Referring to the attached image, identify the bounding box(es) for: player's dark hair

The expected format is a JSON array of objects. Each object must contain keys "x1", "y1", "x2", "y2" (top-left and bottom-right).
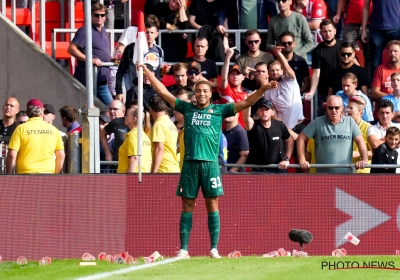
[
  {"x1": 378, "y1": 99, "x2": 394, "y2": 112},
  {"x1": 386, "y1": 126, "x2": 400, "y2": 136},
  {"x1": 279, "y1": 31, "x2": 295, "y2": 41},
  {"x1": 194, "y1": 80, "x2": 212, "y2": 92},
  {"x1": 149, "y1": 95, "x2": 170, "y2": 113}
]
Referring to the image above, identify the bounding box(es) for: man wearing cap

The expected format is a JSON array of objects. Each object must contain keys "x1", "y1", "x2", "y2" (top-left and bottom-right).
[
  {"x1": 244, "y1": 99, "x2": 294, "y2": 173},
  {"x1": 0, "y1": 97, "x2": 20, "y2": 142},
  {"x1": 186, "y1": 61, "x2": 205, "y2": 96},
  {"x1": 126, "y1": 63, "x2": 158, "y2": 112},
  {"x1": 183, "y1": 37, "x2": 218, "y2": 89},
  {"x1": 219, "y1": 47, "x2": 248, "y2": 128},
  {"x1": 297, "y1": 95, "x2": 368, "y2": 173},
  {"x1": 43, "y1": 104, "x2": 66, "y2": 137},
  {"x1": 59, "y1": 106, "x2": 82, "y2": 134},
  {"x1": 6, "y1": 99, "x2": 65, "y2": 174}
]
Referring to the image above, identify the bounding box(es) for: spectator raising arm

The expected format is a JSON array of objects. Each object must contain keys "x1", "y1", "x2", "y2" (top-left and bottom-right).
[
  {"x1": 275, "y1": 49, "x2": 296, "y2": 80},
  {"x1": 139, "y1": 64, "x2": 177, "y2": 108},
  {"x1": 220, "y1": 47, "x2": 236, "y2": 90}
]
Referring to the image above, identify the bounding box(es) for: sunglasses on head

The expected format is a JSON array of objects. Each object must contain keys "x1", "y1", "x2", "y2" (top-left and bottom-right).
[
  {"x1": 327, "y1": 106, "x2": 341, "y2": 111},
  {"x1": 247, "y1": 40, "x2": 260, "y2": 45},
  {"x1": 275, "y1": 0, "x2": 288, "y2": 3},
  {"x1": 341, "y1": 52, "x2": 353, "y2": 57},
  {"x1": 93, "y1": 13, "x2": 106, "y2": 18},
  {"x1": 187, "y1": 70, "x2": 200, "y2": 76},
  {"x1": 281, "y1": 41, "x2": 293, "y2": 47}
]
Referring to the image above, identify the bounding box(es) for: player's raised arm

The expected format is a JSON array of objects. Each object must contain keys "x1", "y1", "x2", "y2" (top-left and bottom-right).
[
  {"x1": 138, "y1": 64, "x2": 177, "y2": 108},
  {"x1": 233, "y1": 76, "x2": 278, "y2": 113}
]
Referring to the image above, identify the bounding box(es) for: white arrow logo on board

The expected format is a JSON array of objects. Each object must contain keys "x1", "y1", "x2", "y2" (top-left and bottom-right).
[{"x1": 336, "y1": 188, "x2": 391, "y2": 245}]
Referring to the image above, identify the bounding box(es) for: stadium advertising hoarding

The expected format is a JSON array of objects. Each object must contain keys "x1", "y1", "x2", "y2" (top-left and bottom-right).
[{"x1": 0, "y1": 174, "x2": 398, "y2": 260}]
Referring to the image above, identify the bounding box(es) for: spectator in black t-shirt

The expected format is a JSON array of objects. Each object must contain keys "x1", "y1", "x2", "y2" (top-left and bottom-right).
[
  {"x1": 183, "y1": 37, "x2": 219, "y2": 89},
  {"x1": 144, "y1": 0, "x2": 190, "y2": 62},
  {"x1": 327, "y1": 42, "x2": 369, "y2": 98},
  {"x1": 370, "y1": 126, "x2": 400, "y2": 174},
  {"x1": 279, "y1": 31, "x2": 310, "y2": 94},
  {"x1": 243, "y1": 99, "x2": 294, "y2": 173},
  {"x1": 100, "y1": 100, "x2": 129, "y2": 163},
  {"x1": 306, "y1": 19, "x2": 344, "y2": 116},
  {"x1": 223, "y1": 113, "x2": 249, "y2": 172},
  {"x1": 189, "y1": 0, "x2": 221, "y2": 28},
  {"x1": 0, "y1": 98, "x2": 19, "y2": 142}
]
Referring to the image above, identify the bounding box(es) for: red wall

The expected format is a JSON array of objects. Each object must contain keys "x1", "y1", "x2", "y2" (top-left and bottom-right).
[{"x1": 0, "y1": 174, "x2": 398, "y2": 260}]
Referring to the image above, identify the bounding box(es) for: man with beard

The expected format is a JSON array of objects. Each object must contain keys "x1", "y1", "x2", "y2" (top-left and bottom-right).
[
  {"x1": 279, "y1": 31, "x2": 310, "y2": 94},
  {"x1": 186, "y1": 61, "x2": 205, "y2": 95},
  {"x1": 327, "y1": 42, "x2": 370, "y2": 98},
  {"x1": 371, "y1": 40, "x2": 400, "y2": 119},
  {"x1": 264, "y1": 50, "x2": 305, "y2": 138},
  {"x1": 306, "y1": 19, "x2": 344, "y2": 116}
]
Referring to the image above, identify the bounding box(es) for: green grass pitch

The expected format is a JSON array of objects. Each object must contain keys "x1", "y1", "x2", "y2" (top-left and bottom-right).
[{"x1": 1, "y1": 256, "x2": 399, "y2": 280}]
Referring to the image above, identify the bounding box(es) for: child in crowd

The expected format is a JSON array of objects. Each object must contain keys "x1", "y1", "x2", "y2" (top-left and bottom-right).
[
  {"x1": 382, "y1": 72, "x2": 400, "y2": 123},
  {"x1": 370, "y1": 126, "x2": 400, "y2": 173}
]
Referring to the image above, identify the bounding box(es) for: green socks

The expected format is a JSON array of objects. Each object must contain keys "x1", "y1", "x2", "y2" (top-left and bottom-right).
[
  {"x1": 180, "y1": 212, "x2": 193, "y2": 251},
  {"x1": 208, "y1": 210, "x2": 220, "y2": 250}
]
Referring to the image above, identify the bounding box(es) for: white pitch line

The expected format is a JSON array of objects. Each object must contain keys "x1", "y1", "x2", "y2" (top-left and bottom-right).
[{"x1": 75, "y1": 258, "x2": 184, "y2": 280}]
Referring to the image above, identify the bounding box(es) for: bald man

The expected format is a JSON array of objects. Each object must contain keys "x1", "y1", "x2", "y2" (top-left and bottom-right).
[
  {"x1": 100, "y1": 100, "x2": 129, "y2": 163},
  {"x1": 1, "y1": 98, "x2": 20, "y2": 140},
  {"x1": 297, "y1": 95, "x2": 368, "y2": 173}
]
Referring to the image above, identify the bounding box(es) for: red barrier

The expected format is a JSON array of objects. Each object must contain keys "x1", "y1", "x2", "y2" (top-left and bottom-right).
[
  {"x1": 126, "y1": 174, "x2": 400, "y2": 257},
  {"x1": 0, "y1": 174, "x2": 398, "y2": 260},
  {"x1": 0, "y1": 175, "x2": 126, "y2": 260}
]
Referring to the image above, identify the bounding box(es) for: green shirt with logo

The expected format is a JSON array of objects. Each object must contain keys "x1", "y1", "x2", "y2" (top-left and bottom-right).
[{"x1": 175, "y1": 99, "x2": 235, "y2": 162}]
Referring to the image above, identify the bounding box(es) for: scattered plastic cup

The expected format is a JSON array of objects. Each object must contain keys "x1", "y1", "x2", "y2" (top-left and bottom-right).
[
  {"x1": 292, "y1": 250, "x2": 308, "y2": 257},
  {"x1": 17, "y1": 256, "x2": 28, "y2": 265},
  {"x1": 332, "y1": 248, "x2": 347, "y2": 257},
  {"x1": 39, "y1": 257, "x2": 52, "y2": 265},
  {"x1": 125, "y1": 255, "x2": 138, "y2": 265},
  {"x1": 98, "y1": 252, "x2": 107, "y2": 261},
  {"x1": 107, "y1": 254, "x2": 115, "y2": 263},
  {"x1": 396, "y1": 250, "x2": 400, "y2": 256},
  {"x1": 82, "y1": 253, "x2": 95, "y2": 261},
  {"x1": 228, "y1": 251, "x2": 241, "y2": 258},
  {"x1": 344, "y1": 232, "x2": 360, "y2": 245},
  {"x1": 262, "y1": 251, "x2": 279, "y2": 258},
  {"x1": 0, "y1": 255, "x2": 2, "y2": 263},
  {"x1": 277, "y1": 248, "x2": 287, "y2": 256}
]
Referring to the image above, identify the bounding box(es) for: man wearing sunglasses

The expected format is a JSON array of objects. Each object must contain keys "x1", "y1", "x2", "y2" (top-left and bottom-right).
[
  {"x1": 186, "y1": 61, "x2": 205, "y2": 94},
  {"x1": 236, "y1": 29, "x2": 273, "y2": 79},
  {"x1": 279, "y1": 31, "x2": 310, "y2": 94},
  {"x1": 297, "y1": 95, "x2": 368, "y2": 173},
  {"x1": 266, "y1": 0, "x2": 313, "y2": 61},
  {"x1": 327, "y1": 42, "x2": 369, "y2": 99},
  {"x1": 68, "y1": 3, "x2": 113, "y2": 107}
]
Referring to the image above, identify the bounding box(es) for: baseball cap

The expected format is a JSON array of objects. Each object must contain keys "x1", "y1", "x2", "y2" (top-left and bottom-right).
[
  {"x1": 99, "y1": 114, "x2": 111, "y2": 123},
  {"x1": 44, "y1": 104, "x2": 56, "y2": 115},
  {"x1": 258, "y1": 99, "x2": 274, "y2": 109},
  {"x1": 188, "y1": 61, "x2": 201, "y2": 72},
  {"x1": 229, "y1": 64, "x2": 242, "y2": 75},
  {"x1": 27, "y1": 98, "x2": 44, "y2": 109}
]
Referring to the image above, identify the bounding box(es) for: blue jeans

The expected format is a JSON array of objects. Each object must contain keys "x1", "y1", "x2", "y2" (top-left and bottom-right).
[
  {"x1": 97, "y1": 84, "x2": 113, "y2": 107},
  {"x1": 369, "y1": 28, "x2": 400, "y2": 81}
]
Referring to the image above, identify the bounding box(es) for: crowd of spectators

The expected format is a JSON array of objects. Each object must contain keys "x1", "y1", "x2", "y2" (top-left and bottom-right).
[{"x1": 4, "y1": 0, "x2": 400, "y2": 174}]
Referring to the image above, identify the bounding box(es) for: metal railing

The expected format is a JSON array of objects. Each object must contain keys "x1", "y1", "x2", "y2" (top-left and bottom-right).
[
  {"x1": 98, "y1": 161, "x2": 400, "y2": 171},
  {"x1": 51, "y1": 28, "x2": 126, "y2": 60}
]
